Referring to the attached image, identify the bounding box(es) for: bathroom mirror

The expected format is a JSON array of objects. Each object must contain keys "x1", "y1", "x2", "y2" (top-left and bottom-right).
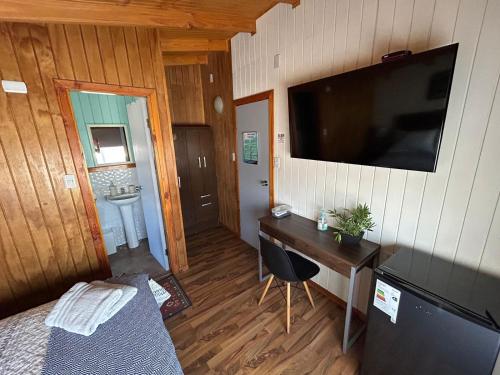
[{"x1": 88, "y1": 125, "x2": 132, "y2": 166}]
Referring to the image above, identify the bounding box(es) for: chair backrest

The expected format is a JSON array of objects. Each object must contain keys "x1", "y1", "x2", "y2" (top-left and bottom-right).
[{"x1": 259, "y1": 236, "x2": 299, "y2": 282}]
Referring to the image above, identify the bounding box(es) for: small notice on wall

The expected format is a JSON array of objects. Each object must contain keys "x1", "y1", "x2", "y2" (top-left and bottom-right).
[
  {"x1": 242, "y1": 131, "x2": 258, "y2": 165},
  {"x1": 373, "y1": 279, "x2": 401, "y2": 323},
  {"x1": 277, "y1": 132, "x2": 285, "y2": 143}
]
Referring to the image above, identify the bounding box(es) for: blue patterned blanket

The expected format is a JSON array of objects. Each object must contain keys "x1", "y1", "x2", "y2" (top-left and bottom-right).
[{"x1": 41, "y1": 274, "x2": 183, "y2": 375}]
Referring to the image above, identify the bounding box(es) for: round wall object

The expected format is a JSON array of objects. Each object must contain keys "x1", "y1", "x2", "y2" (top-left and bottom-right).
[{"x1": 214, "y1": 95, "x2": 224, "y2": 114}]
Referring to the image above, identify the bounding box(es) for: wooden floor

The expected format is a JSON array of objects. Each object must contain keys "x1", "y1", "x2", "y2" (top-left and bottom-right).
[{"x1": 166, "y1": 226, "x2": 364, "y2": 374}]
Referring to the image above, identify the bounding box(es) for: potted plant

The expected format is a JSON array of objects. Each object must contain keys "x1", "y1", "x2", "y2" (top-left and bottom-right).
[{"x1": 328, "y1": 203, "x2": 375, "y2": 245}]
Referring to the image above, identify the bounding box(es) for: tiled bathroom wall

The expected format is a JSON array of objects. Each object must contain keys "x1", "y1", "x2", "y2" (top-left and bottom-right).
[{"x1": 89, "y1": 168, "x2": 147, "y2": 247}]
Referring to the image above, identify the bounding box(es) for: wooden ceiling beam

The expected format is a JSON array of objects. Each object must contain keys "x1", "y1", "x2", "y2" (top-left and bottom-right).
[
  {"x1": 278, "y1": 0, "x2": 301, "y2": 8},
  {"x1": 0, "y1": 0, "x2": 256, "y2": 33},
  {"x1": 159, "y1": 27, "x2": 234, "y2": 41},
  {"x1": 163, "y1": 53, "x2": 209, "y2": 66},
  {"x1": 161, "y1": 38, "x2": 228, "y2": 52}
]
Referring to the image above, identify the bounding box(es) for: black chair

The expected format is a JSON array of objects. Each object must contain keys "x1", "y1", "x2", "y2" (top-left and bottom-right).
[{"x1": 258, "y1": 235, "x2": 320, "y2": 333}]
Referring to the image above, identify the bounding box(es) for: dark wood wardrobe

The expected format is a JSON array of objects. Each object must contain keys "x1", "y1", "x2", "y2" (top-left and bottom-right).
[{"x1": 173, "y1": 126, "x2": 219, "y2": 236}]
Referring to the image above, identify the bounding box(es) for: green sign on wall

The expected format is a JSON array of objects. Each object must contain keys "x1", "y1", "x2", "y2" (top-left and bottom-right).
[{"x1": 242, "y1": 131, "x2": 258, "y2": 165}]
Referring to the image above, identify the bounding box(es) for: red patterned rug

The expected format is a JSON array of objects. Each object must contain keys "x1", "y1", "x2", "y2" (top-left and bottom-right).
[{"x1": 157, "y1": 274, "x2": 191, "y2": 320}]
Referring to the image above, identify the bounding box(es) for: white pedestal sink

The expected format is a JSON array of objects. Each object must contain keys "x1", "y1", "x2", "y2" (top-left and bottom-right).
[{"x1": 106, "y1": 193, "x2": 141, "y2": 249}]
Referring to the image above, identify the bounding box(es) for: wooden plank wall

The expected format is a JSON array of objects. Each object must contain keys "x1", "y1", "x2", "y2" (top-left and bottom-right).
[
  {"x1": 165, "y1": 65, "x2": 205, "y2": 124},
  {"x1": 0, "y1": 22, "x2": 186, "y2": 318},
  {"x1": 201, "y1": 52, "x2": 240, "y2": 234},
  {"x1": 231, "y1": 0, "x2": 500, "y2": 311}
]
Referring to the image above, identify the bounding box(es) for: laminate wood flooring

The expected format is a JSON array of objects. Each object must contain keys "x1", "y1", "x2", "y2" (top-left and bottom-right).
[{"x1": 166, "y1": 226, "x2": 363, "y2": 374}]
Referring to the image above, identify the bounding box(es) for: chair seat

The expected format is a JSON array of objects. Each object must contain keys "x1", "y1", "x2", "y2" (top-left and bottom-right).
[{"x1": 286, "y1": 251, "x2": 320, "y2": 281}]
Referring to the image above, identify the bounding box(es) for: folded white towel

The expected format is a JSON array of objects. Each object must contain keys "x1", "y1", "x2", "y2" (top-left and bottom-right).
[
  {"x1": 90, "y1": 281, "x2": 138, "y2": 323},
  {"x1": 45, "y1": 281, "x2": 137, "y2": 336}
]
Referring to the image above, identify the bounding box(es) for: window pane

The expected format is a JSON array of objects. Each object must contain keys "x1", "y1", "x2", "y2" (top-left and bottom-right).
[{"x1": 90, "y1": 127, "x2": 130, "y2": 165}]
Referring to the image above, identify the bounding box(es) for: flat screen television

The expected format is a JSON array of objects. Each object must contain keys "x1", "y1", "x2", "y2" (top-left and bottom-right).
[{"x1": 288, "y1": 43, "x2": 458, "y2": 172}]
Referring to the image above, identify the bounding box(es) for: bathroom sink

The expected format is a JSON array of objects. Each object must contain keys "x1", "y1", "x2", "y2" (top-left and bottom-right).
[
  {"x1": 106, "y1": 193, "x2": 140, "y2": 205},
  {"x1": 105, "y1": 193, "x2": 141, "y2": 248}
]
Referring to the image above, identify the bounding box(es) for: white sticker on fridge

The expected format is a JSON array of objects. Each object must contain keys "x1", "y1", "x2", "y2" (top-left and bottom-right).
[{"x1": 373, "y1": 279, "x2": 401, "y2": 323}]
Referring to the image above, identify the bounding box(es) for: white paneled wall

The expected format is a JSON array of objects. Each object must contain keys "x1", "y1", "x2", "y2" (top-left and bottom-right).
[{"x1": 232, "y1": 0, "x2": 500, "y2": 312}]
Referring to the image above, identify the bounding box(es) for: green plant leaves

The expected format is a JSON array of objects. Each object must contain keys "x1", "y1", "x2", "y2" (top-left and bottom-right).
[{"x1": 328, "y1": 203, "x2": 375, "y2": 242}]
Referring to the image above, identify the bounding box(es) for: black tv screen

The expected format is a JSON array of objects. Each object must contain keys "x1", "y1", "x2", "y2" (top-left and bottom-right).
[{"x1": 288, "y1": 43, "x2": 458, "y2": 172}]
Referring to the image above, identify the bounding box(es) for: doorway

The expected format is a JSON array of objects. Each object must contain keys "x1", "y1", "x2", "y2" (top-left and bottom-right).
[
  {"x1": 234, "y1": 90, "x2": 274, "y2": 249},
  {"x1": 54, "y1": 80, "x2": 186, "y2": 278},
  {"x1": 69, "y1": 91, "x2": 167, "y2": 277}
]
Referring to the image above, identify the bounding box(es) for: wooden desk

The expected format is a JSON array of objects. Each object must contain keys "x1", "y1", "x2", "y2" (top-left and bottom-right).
[{"x1": 258, "y1": 213, "x2": 380, "y2": 353}]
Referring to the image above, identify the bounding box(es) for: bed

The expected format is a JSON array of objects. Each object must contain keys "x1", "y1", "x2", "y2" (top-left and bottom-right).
[{"x1": 0, "y1": 274, "x2": 183, "y2": 375}]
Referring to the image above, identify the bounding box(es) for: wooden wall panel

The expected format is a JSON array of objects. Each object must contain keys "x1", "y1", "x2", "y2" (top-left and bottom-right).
[
  {"x1": 147, "y1": 28, "x2": 187, "y2": 267},
  {"x1": 165, "y1": 64, "x2": 205, "y2": 124},
  {"x1": 232, "y1": 0, "x2": 500, "y2": 312},
  {"x1": 0, "y1": 22, "x2": 186, "y2": 318},
  {"x1": 201, "y1": 52, "x2": 239, "y2": 234}
]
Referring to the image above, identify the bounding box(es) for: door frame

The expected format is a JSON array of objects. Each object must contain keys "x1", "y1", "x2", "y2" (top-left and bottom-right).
[
  {"x1": 233, "y1": 90, "x2": 274, "y2": 235},
  {"x1": 54, "y1": 79, "x2": 187, "y2": 276}
]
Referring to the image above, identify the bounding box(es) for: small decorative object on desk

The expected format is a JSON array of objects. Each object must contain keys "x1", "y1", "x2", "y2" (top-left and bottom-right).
[
  {"x1": 128, "y1": 184, "x2": 136, "y2": 193},
  {"x1": 317, "y1": 209, "x2": 328, "y2": 231},
  {"x1": 271, "y1": 204, "x2": 291, "y2": 219},
  {"x1": 329, "y1": 203, "x2": 375, "y2": 245}
]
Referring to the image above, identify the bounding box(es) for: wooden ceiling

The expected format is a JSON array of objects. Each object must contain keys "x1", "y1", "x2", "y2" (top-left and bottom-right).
[
  {"x1": 0, "y1": 0, "x2": 300, "y2": 65},
  {"x1": 0, "y1": 0, "x2": 298, "y2": 32}
]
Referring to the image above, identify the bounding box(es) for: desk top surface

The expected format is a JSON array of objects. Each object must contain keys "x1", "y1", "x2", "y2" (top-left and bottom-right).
[{"x1": 259, "y1": 213, "x2": 380, "y2": 277}]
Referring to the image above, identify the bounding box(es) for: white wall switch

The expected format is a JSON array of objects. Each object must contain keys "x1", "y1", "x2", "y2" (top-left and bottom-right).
[
  {"x1": 232, "y1": 152, "x2": 236, "y2": 162},
  {"x1": 2, "y1": 80, "x2": 27, "y2": 94},
  {"x1": 209, "y1": 73, "x2": 214, "y2": 83},
  {"x1": 274, "y1": 54, "x2": 280, "y2": 69},
  {"x1": 274, "y1": 156, "x2": 281, "y2": 168},
  {"x1": 63, "y1": 174, "x2": 77, "y2": 189}
]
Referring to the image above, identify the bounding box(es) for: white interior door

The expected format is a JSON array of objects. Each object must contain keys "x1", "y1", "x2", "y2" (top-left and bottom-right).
[
  {"x1": 127, "y1": 98, "x2": 169, "y2": 270},
  {"x1": 236, "y1": 99, "x2": 270, "y2": 250}
]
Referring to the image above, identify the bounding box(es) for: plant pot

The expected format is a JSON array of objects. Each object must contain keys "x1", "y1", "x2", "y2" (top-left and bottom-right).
[{"x1": 339, "y1": 231, "x2": 364, "y2": 245}]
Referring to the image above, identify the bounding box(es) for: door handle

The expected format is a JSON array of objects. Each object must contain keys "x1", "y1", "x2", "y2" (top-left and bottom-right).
[
  {"x1": 260, "y1": 180, "x2": 269, "y2": 186},
  {"x1": 198, "y1": 156, "x2": 202, "y2": 168},
  {"x1": 201, "y1": 202, "x2": 212, "y2": 207},
  {"x1": 200, "y1": 194, "x2": 211, "y2": 198},
  {"x1": 203, "y1": 156, "x2": 207, "y2": 168},
  {"x1": 177, "y1": 176, "x2": 181, "y2": 188}
]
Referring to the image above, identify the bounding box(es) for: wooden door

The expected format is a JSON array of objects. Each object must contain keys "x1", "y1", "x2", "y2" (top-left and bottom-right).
[
  {"x1": 173, "y1": 127, "x2": 197, "y2": 234},
  {"x1": 198, "y1": 128, "x2": 219, "y2": 227},
  {"x1": 174, "y1": 126, "x2": 219, "y2": 235},
  {"x1": 185, "y1": 128, "x2": 206, "y2": 234}
]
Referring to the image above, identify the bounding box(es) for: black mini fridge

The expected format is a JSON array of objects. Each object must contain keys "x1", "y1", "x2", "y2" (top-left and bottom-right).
[{"x1": 361, "y1": 248, "x2": 500, "y2": 375}]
